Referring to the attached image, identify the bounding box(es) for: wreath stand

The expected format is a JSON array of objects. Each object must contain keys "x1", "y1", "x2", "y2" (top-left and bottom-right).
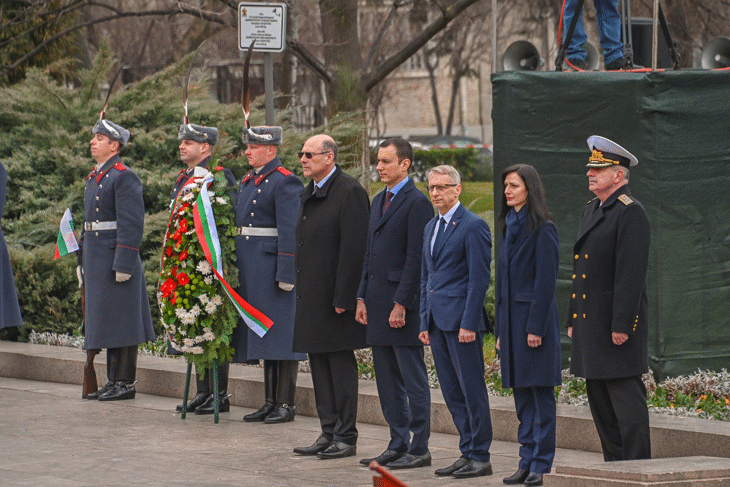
[{"x1": 179, "y1": 360, "x2": 222, "y2": 424}]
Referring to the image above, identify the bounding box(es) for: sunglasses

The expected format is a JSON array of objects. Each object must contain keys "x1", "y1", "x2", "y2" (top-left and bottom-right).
[{"x1": 298, "y1": 151, "x2": 331, "y2": 159}]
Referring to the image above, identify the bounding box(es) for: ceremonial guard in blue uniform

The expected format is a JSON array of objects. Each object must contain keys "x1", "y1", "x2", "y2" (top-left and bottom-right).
[
  {"x1": 0, "y1": 162, "x2": 23, "y2": 330},
  {"x1": 81, "y1": 119, "x2": 155, "y2": 401},
  {"x1": 232, "y1": 125, "x2": 305, "y2": 424},
  {"x1": 170, "y1": 123, "x2": 237, "y2": 415}
]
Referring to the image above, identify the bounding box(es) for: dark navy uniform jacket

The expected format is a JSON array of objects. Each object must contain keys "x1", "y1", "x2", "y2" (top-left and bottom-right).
[
  {"x1": 81, "y1": 154, "x2": 155, "y2": 349},
  {"x1": 0, "y1": 162, "x2": 23, "y2": 330}
]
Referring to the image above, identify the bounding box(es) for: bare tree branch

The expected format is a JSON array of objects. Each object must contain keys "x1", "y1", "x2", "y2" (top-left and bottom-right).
[
  {"x1": 286, "y1": 39, "x2": 333, "y2": 84},
  {"x1": 361, "y1": 0, "x2": 481, "y2": 93}
]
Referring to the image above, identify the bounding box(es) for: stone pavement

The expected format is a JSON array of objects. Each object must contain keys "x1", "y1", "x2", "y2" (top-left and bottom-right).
[{"x1": 0, "y1": 377, "x2": 604, "y2": 487}]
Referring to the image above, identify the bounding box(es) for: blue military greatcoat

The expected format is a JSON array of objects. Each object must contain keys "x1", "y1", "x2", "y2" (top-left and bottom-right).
[
  {"x1": 81, "y1": 155, "x2": 155, "y2": 349},
  {"x1": 231, "y1": 157, "x2": 305, "y2": 361},
  {"x1": 0, "y1": 162, "x2": 22, "y2": 330}
]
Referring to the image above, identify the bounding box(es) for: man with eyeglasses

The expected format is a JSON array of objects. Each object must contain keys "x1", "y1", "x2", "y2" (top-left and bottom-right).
[
  {"x1": 292, "y1": 134, "x2": 370, "y2": 460},
  {"x1": 232, "y1": 125, "x2": 305, "y2": 424},
  {"x1": 419, "y1": 165, "x2": 494, "y2": 478},
  {"x1": 355, "y1": 138, "x2": 434, "y2": 469},
  {"x1": 81, "y1": 119, "x2": 155, "y2": 401}
]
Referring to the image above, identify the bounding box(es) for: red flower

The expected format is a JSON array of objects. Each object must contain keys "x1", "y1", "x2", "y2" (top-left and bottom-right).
[
  {"x1": 177, "y1": 273, "x2": 190, "y2": 286},
  {"x1": 171, "y1": 266, "x2": 178, "y2": 278},
  {"x1": 165, "y1": 246, "x2": 174, "y2": 257},
  {"x1": 172, "y1": 230, "x2": 182, "y2": 242},
  {"x1": 179, "y1": 249, "x2": 189, "y2": 261},
  {"x1": 179, "y1": 219, "x2": 188, "y2": 232},
  {"x1": 170, "y1": 295, "x2": 177, "y2": 305},
  {"x1": 161, "y1": 278, "x2": 177, "y2": 297}
]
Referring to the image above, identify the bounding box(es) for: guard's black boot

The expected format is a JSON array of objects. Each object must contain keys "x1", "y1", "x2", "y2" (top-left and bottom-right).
[
  {"x1": 86, "y1": 347, "x2": 119, "y2": 400},
  {"x1": 177, "y1": 371, "x2": 211, "y2": 412},
  {"x1": 243, "y1": 360, "x2": 276, "y2": 422},
  {"x1": 98, "y1": 381, "x2": 136, "y2": 401},
  {"x1": 264, "y1": 360, "x2": 298, "y2": 424},
  {"x1": 196, "y1": 362, "x2": 230, "y2": 414}
]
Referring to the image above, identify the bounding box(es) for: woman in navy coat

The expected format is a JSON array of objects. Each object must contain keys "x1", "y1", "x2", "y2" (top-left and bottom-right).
[{"x1": 495, "y1": 164, "x2": 560, "y2": 487}]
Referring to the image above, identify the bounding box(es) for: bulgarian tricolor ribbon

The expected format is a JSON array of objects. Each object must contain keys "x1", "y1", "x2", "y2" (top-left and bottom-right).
[
  {"x1": 54, "y1": 208, "x2": 79, "y2": 259},
  {"x1": 192, "y1": 179, "x2": 273, "y2": 337}
]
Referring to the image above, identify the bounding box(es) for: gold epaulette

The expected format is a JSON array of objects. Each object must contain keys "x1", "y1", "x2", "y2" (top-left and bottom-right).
[{"x1": 618, "y1": 194, "x2": 634, "y2": 206}]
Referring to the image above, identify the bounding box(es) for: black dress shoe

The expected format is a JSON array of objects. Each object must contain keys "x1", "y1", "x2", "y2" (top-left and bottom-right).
[
  {"x1": 503, "y1": 468, "x2": 529, "y2": 484},
  {"x1": 435, "y1": 456, "x2": 469, "y2": 476},
  {"x1": 387, "y1": 451, "x2": 431, "y2": 469},
  {"x1": 316, "y1": 440, "x2": 356, "y2": 459},
  {"x1": 263, "y1": 403, "x2": 296, "y2": 424},
  {"x1": 176, "y1": 393, "x2": 210, "y2": 412},
  {"x1": 452, "y1": 459, "x2": 493, "y2": 478},
  {"x1": 359, "y1": 450, "x2": 403, "y2": 466},
  {"x1": 243, "y1": 401, "x2": 274, "y2": 422},
  {"x1": 195, "y1": 395, "x2": 230, "y2": 414},
  {"x1": 524, "y1": 472, "x2": 543, "y2": 486},
  {"x1": 293, "y1": 434, "x2": 332, "y2": 455},
  {"x1": 98, "y1": 381, "x2": 136, "y2": 401},
  {"x1": 85, "y1": 381, "x2": 114, "y2": 400}
]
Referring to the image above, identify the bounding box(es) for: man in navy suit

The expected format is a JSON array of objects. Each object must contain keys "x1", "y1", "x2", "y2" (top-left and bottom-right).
[
  {"x1": 356, "y1": 138, "x2": 434, "y2": 469},
  {"x1": 419, "y1": 164, "x2": 493, "y2": 479}
]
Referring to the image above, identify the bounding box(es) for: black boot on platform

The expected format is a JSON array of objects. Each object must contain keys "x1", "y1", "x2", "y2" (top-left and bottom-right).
[
  {"x1": 98, "y1": 381, "x2": 136, "y2": 401},
  {"x1": 177, "y1": 371, "x2": 211, "y2": 412},
  {"x1": 98, "y1": 346, "x2": 137, "y2": 401},
  {"x1": 264, "y1": 360, "x2": 298, "y2": 424},
  {"x1": 86, "y1": 347, "x2": 119, "y2": 400},
  {"x1": 196, "y1": 362, "x2": 230, "y2": 414},
  {"x1": 243, "y1": 360, "x2": 276, "y2": 422}
]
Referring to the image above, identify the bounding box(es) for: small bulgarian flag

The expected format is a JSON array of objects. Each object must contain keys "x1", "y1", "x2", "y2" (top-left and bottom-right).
[
  {"x1": 192, "y1": 180, "x2": 273, "y2": 337},
  {"x1": 54, "y1": 208, "x2": 79, "y2": 260}
]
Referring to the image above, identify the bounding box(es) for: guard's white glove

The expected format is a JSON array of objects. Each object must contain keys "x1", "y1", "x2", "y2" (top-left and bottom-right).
[
  {"x1": 278, "y1": 282, "x2": 294, "y2": 292},
  {"x1": 116, "y1": 271, "x2": 132, "y2": 283},
  {"x1": 76, "y1": 265, "x2": 84, "y2": 288},
  {"x1": 192, "y1": 166, "x2": 213, "y2": 185}
]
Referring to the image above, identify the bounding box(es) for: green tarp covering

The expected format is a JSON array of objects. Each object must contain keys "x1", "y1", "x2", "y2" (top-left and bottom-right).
[{"x1": 491, "y1": 70, "x2": 730, "y2": 378}]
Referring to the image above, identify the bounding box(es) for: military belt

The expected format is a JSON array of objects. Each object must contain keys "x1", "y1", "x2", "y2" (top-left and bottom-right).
[
  {"x1": 84, "y1": 221, "x2": 117, "y2": 231},
  {"x1": 235, "y1": 227, "x2": 278, "y2": 237}
]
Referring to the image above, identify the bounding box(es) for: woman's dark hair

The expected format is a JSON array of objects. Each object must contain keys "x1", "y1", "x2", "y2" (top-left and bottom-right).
[{"x1": 497, "y1": 164, "x2": 554, "y2": 237}]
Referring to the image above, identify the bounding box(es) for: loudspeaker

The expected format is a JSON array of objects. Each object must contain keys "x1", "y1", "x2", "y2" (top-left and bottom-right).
[
  {"x1": 502, "y1": 41, "x2": 544, "y2": 71},
  {"x1": 701, "y1": 37, "x2": 730, "y2": 69},
  {"x1": 627, "y1": 18, "x2": 673, "y2": 68},
  {"x1": 583, "y1": 42, "x2": 600, "y2": 71}
]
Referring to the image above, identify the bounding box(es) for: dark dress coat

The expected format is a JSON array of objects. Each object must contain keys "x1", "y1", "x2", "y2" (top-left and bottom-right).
[
  {"x1": 292, "y1": 166, "x2": 370, "y2": 353},
  {"x1": 0, "y1": 162, "x2": 23, "y2": 330},
  {"x1": 231, "y1": 157, "x2": 306, "y2": 361},
  {"x1": 81, "y1": 155, "x2": 155, "y2": 349},
  {"x1": 357, "y1": 179, "x2": 433, "y2": 346},
  {"x1": 495, "y1": 210, "x2": 561, "y2": 389},
  {"x1": 567, "y1": 185, "x2": 650, "y2": 379}
]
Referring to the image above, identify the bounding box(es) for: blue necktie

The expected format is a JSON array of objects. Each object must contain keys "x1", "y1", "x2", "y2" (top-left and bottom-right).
[{"x1": 433, "y1": 217, "x2": 446, "y2": 255}]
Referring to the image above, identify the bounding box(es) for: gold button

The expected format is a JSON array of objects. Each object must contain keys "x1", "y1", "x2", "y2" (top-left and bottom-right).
[
  {"x1": 573, "y1": 313, "x2": 577, "y2": 319},
  {"x1": 574, "y1": 254, "x2": 579, "y2": 260},
  {"x1": 583, "y1": 294, "x2": 586, "y2": 299},
  {"x1": 572, "y1": 274, "x2": 576, "y2": 279},
  {"x1": 582, "y1": 274, "x2": 586, "y2": 279},
  {"x1": 585, "y1": 254, "x2": 588, "y2": 259},
  {"x1": 572, "y1": 294, "x2": 576, "y2": 299},
  {"x1": 583, "y1": 314, "x2": 586, "y2": 318}
]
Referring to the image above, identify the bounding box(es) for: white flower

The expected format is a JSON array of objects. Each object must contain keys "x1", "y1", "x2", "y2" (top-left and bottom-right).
[
  {"x1": 190, "y1": 346, "x2": 204, "y2": 354},
  {"x1": 203, "y1": 327, "x2": 212, "y2": 334},
  {"x1": 198, "y1": 294, "x2": 209, "y2": 304},
  {"x1": 190, "y1": 305, "x2": 202, "y2": 317},
  {"x1": 183, "y1": 338, "x2": 194, "y2": 347},
  {"x1": 181, "y1": 313, "x2": 195, "y2": 325},
  {"x1": 216, "y1": 197, "x2": 227, "y2": 205},
  {"x1": 175, "y1": 308, "x2": 187, "y2": 319},
  {"x1": 185, "y1": 229, "x2": 195, "y2": 235},
  {"x1": 212, "y1": 295, "x2": 223, "y2": 306},
  {"x1": 182, "y1": 191, "x2": 195, "y2": 202},
  {"x1": 202, "y1": 331, "x2": 215, "y2": 341},
  {"x1": 196, "y1": 261, "x2": 212, "y2": 275},
  {"x1": 180, "y1": 261, "x2": 188, "y2": 268},
  {"x1": 204, "y1": 276, "x2": 214, "y2": 285},
  {"x1": 178, "y1": 328, "x2": 187, "y2": 336},
  {"x1": 205, "y1": 302, "x2": 218, "y2": 314}
]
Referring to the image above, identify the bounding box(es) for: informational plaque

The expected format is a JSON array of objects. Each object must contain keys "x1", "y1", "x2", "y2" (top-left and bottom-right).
[{"x1": 238, "y1": 3, "x2": 287, "y2": 53}]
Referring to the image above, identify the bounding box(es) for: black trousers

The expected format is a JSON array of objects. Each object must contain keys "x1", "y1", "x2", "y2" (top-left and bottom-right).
[
  {"x1": 308, "y1": 350, "x2": 358, "y2": 445},
  {"x1": 586, "y1": 376, "x2": 651, "y2": 461}
]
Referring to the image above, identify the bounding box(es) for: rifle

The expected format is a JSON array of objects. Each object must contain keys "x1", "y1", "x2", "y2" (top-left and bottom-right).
[{"x1": 80, "y1": 283, "x2": 100, "y2": 398}]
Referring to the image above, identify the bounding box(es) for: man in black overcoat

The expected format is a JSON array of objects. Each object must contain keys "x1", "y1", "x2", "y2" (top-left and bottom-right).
[
  {"x1": 567, "y1": 135, "x2": 651, "y2": 461},
  {"x1": 81, "y1": 119, "x2": 155, "y2": 401},
  {"x1": 355, "y1": 138, "x2": 433, "y2": 469},
  {"x1": 291, "y1": 134, "x2": 369, "y2": 460}
]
